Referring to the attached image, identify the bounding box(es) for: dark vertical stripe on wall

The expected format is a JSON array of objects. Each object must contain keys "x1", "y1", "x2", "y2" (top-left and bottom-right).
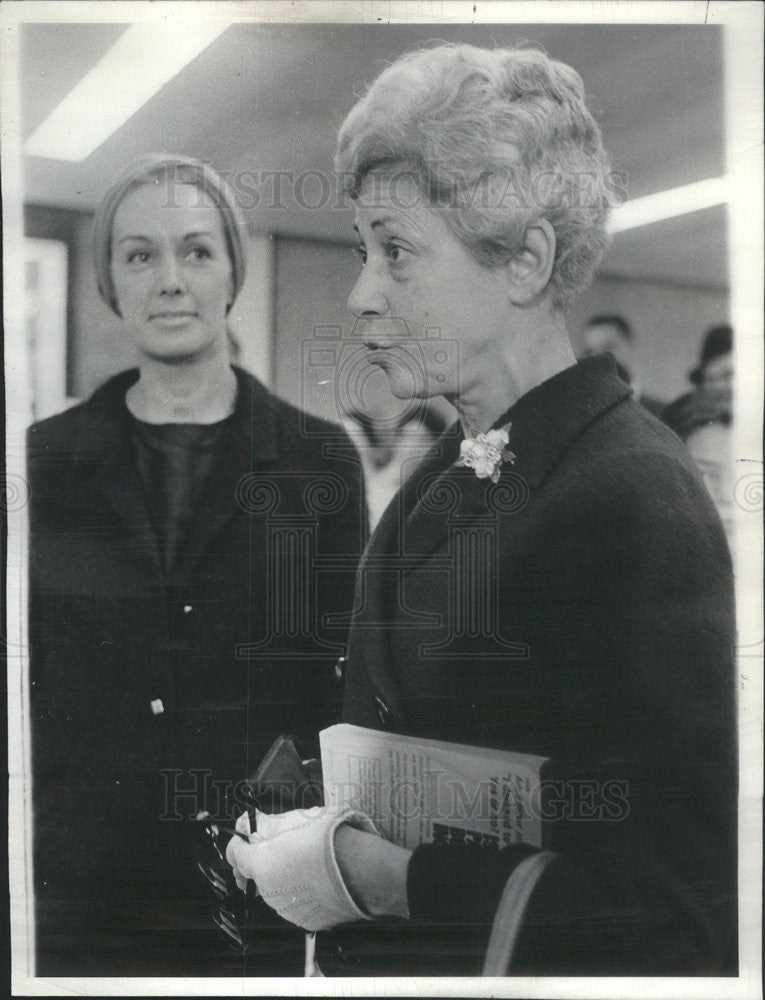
[{"x1": 23, "y1": 204, "x2": 83, "y2": 397}]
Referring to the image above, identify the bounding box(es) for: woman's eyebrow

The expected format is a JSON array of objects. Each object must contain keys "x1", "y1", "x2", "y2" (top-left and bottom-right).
[
  {"x1": 353, "y1": 217, "x2": 399, "y2": 233},
  {"x1": 117, "y1": 230, "x2": 216, "y2": 244}
]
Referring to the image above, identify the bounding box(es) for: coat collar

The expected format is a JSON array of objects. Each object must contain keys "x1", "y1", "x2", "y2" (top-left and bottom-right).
[
  {"x1": 490, "y1": 354, "x2": 631, "y2": 491},
  {"x1": 71, "y1": 365, "x2": 281, "y2": 579},
  {"x1": 366, "y1": 355, "x2": 631, "y2": 568},
  {"x1": 72, "y1": 365, "x2": 279, "y2": 466}
]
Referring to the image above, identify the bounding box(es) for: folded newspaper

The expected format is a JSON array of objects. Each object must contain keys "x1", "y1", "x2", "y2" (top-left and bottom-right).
[{"x1": 320, "y1": 723, "x2": 551, "y2": 851}]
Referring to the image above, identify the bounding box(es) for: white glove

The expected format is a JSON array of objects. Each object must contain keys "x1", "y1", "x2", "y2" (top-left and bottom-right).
[{"x1": 226, "y1": 806, "x2": 378, "y2": 932}]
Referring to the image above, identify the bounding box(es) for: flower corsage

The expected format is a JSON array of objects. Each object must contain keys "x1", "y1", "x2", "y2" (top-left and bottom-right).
[{"x1": 457, "y1": 426, "x2": 515, "y2": 483}]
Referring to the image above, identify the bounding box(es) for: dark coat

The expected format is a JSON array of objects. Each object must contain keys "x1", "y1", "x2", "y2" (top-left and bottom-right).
[
  {"x1": 28, "y1": 365, "x2": 365, "y2": 975},
  {"x1": 336, "y1": 356, "x2": 736, "y2": 976}
]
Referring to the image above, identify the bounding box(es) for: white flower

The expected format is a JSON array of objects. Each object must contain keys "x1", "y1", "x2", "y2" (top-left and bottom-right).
[{"x1": 457, "y1": 426, "x2": 515, "y2": 483}]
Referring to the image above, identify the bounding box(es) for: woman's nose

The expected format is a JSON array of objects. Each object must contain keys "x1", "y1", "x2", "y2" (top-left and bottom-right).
[
  {"x1": 156, "y1": 254, "x2": 186, "y2": 296},
  {"x1": 347, "y1": 266, "x2": 387, "y2": 318}
]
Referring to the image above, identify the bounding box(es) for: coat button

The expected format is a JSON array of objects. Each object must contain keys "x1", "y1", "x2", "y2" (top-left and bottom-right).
[
  {"x1": 334, "y1": 657, "x2": 346, "y2": 682},
  {"x1": 150, "y1": 699, "x2": 164, "y2": 715},
  {"x1": 372, "y1": 694, "x2": 393, "y2": 727},
  {"x1": 183, "y1": 604, "x2": 193, "y2": 614}
]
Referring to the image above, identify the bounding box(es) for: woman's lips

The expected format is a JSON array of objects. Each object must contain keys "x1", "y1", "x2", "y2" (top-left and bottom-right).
[
  {"x1": 149, "y1": 311, "x2": 198, "y2": 326},
  {"x1": 365, "y1": 344, "x2": 395, "y2": 360}
]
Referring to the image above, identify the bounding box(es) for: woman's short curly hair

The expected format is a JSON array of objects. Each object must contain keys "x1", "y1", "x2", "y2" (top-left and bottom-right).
[
  {"x1": 92, "y1": 153, "x2": 247, "y2": 316},
  {"x1": 335, "y1": 43, "x2": 613, "y2": 310}
]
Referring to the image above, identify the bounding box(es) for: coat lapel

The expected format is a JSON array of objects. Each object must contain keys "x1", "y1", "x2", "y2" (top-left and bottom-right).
[
  {"x1": 73, "y1": 366, "x2": 281, "y2": 583},
  {"x1": 345, "y1": 425, "x2": 462, "y2": 716},
  {"x1": 400, "y1": 355, "x2": 633, "y2": 567},
  {"x1": 91, "y1": 435, "x2": 164, "y2": 576},
  {"x1": 401, "y1": 458, "x2": 496, "y2": 566},
  {"x1": 364, "y1": 421, "x2": 462, "y2": 562},
  {"x1": 74, "y1": 370, "x2": 163, "y2": 576}
]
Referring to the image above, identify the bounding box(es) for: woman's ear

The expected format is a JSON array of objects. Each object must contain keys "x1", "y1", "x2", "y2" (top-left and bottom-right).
[{"x1": 506, "y1": 218, "x2": 557, "y2": 306}]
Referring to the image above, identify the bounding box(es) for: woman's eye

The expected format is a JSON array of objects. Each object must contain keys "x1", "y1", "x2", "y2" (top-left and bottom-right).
[
  {"x1": 187, "y1": 245, "x2": 212, "y2": 261},
  {"x1": 384, "y1": 240, "x2": 411, "y2": 265},
  {"x1": 351, "y1": 241, "x2": 408, "y2": 268},
  {"x1": 126, "y1": 250, "x2": 150, "y2": 265}
]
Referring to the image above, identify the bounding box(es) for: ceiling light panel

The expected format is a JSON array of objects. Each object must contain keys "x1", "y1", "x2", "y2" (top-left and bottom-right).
[
  {"x1": 24, "y1": 23, "x2": 227, "y2": 162},
  {"x1": 608, "y1": 176, "x2": 731, "y2": 234}
]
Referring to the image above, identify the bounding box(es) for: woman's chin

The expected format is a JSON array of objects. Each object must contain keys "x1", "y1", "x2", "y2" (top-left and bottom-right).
[
  {"x1": 136, "y1": 336, "x2": 218, "y2": 366},
  {"x1": 374, "y1": 363, "x2": 428, "y2": 400},
  {"x1": 384, "y1": 374, "x2": 431, "y2": 400},
  {"x1": 139, "y1": 347, "x2": 199, "y2": 366}
]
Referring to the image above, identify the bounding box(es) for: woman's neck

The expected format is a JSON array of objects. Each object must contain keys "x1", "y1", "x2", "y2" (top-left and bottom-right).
[
  {"x1": 126, "y1": 352, "x2": 237, "y2": 424},
  {"x1": 454, "y1": 314, "x2": 576, "y2": 437}
]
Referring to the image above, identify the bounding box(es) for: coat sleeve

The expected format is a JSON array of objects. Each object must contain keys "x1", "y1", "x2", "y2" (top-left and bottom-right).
[
  {"x1": 405, "y1": 450, "x2": 737, "y2": 974},
  {"x1": 26, "y1": 420, "x2": 61, "y2": 733}
]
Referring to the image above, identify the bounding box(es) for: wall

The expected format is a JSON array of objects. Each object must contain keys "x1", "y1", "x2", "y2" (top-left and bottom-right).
[{"x1": 274, "y1": 236, "x2": 365, "y2": 424}]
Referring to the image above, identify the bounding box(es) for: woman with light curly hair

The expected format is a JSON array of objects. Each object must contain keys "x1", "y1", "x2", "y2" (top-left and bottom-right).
[{"x1": 228, "y1": 44, "x2": 736, "y2": 977}]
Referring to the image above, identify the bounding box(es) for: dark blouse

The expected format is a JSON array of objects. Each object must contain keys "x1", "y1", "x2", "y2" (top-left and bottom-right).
[{"x1": 128, "y1": 413, "x2": 232, "y2": 577}]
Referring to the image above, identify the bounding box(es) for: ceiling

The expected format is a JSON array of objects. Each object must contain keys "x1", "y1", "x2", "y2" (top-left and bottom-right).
[{"x1": 19, "y1": 20, "x2": 728, "y2": 289}]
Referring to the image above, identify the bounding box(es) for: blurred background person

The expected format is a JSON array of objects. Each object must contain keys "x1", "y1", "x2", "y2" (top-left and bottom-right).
[
  {"x1": 682, "y1": 396, "x2": 734, "y2": 543},
  {"x1": 661, "y1": 378, "x2": 734, "y2": 543},
  {"x1": 662, "y1": 323, "x2": 733, "y2": 430},
  {"x1": 27, "y1": 154, "x2": 363, "y2": 976},
  {"x1": 689, "y1": 323, "x2": 733, "y2": 400},
  {"x1": 579, "y1": 313, "x2": 665, "y2": 414},
  {"x1": 344, "y1": 402, "x2": 449, "y2": 528}
]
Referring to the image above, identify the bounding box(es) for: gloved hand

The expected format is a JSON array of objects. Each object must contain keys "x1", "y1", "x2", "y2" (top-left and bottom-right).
[{"x1": 226, "y1": 805, "x2": 379, "y2": 931}]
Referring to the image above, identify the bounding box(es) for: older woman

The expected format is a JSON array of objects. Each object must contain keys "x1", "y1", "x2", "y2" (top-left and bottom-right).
[
  {"x1": 27, "y1": 154, "x2": 363, "y2": 975},
  {"x1": 226, "y1": 45, "x2": 737, "y2": 977}
]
